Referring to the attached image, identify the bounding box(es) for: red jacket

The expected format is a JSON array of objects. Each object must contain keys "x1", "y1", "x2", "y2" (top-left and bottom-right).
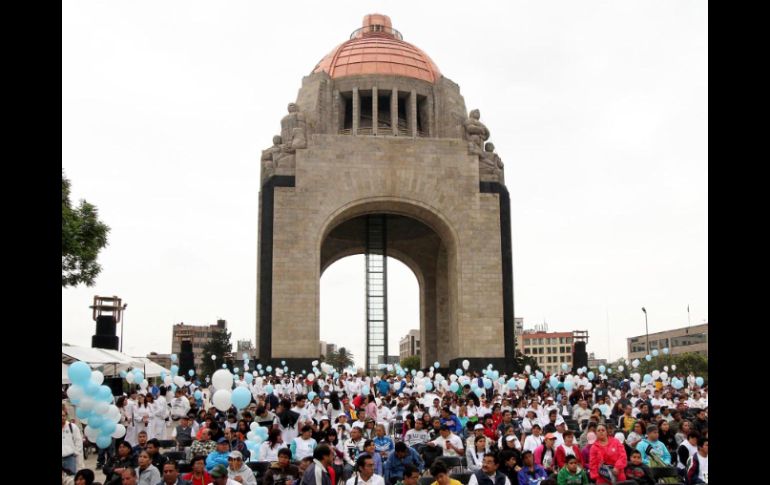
[
  {"x1": 183, "y1": 471, "x2": 212, "y2": 485},
  {"x1": 555, "y1": 443, "x2": 584, "y2": 470},
  {"x1": 589, "y1": 438, "x2": 627, "y2": 484}
]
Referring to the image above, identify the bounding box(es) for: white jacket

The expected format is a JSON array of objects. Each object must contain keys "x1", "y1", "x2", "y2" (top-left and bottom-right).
[{"x1": 62, "y1": 421, "x2": 83, "y2": 458}]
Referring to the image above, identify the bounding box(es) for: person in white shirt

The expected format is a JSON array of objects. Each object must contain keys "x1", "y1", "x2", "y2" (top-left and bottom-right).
[
  {"x1": 170, "y1": 389, "x2": 191, "y2": 422},
  {"x1": 467, "y1": 453, "x2": 512, "y2": 485},
  {"x1": 428, "y1": 399, "x2": 442, "y2": 418},
  {"x1": 404, "y1": 418, "x2": 431, "y2": 447},
  {"x1": 61, "y1": 406, "x2": 83, "y2": 475},
  {"x1": 292, "y1": 425, "x2": 318, "y2": 461},
  {"x1": 343, "y1": 425, "x2": 368, "y2": 472},
  {"x1": 522, "y1": 424, "x2": 544, "y2": 453},
  {"x1": 427, "y1": 426, "x2": 465, "y2": 457},
  {"x1": 686, "y1": 437, "x2": 708, "y2": 484},
  {"x1": 520, "y1": 410, "x2": 538, "y2": 436},
  {"x1": 345, "y1": 453, "x2": 385, "y2": 485}
]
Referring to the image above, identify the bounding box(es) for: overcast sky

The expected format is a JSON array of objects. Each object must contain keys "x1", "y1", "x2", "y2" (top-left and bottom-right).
[{"x1": 62, "y1": 1, "x2": 707, "y2": 369}]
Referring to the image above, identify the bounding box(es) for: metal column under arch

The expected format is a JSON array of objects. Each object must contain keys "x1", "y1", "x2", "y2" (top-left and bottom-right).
[{"x1": 365, "y1": 215, "x2": 387, "y2": 375}]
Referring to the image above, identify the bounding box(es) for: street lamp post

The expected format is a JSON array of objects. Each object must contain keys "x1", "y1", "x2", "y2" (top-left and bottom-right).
[
  {"x1": 120, "y1": 303, "x2": 127, "y2": 353},
  {"x1": 641, "y1": 307, "x2": 649, "y2": 355}
]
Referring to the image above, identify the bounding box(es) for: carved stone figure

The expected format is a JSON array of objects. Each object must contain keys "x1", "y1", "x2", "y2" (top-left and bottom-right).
[
  {"x1": 280, "y1": 103, "x2": 308, "y2": 153},
  {"x1": 260, "y1": 135, "x2": 282, "y2": 181},
  {"x1": 463, "y1": 109, "x2": 490, "y2": 156},
  {"x1": 479, "y1": 142, "x2": 504, "y2": 182}
]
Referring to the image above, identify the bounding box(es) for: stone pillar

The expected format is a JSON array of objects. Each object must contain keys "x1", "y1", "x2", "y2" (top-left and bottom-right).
[
  {"x1": 426, "y1": 95, "x2": 434, "y2": 137},
  {"x1": 352, "y1": 87, "x2": 359, "y2": 136},
  {"x1": 391, "y1": 88, "x2": 398, "y2": 136},
  {"x1": 372, "y1": 86, "x2": 378, "y2": 136},
  {"x1": 410, "y1": 89, "x2": 417, "y2": 137},
  {"x1": 333, "y1": 90, "x2": 341, "y2": 133}
]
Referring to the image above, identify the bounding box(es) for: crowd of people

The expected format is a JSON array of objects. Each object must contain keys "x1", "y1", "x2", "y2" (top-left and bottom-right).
[{"x1": 63, "y1": 366, "x2": 709, "y2": 485}]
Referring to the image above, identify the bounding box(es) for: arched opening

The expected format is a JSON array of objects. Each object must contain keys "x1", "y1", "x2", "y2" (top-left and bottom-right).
[
  {"x1": 320, "y1": 255, "x2": 420, "y2": 370},
  {"x1": 317, "y1": 200, "x2": 460, "y2": 371}
]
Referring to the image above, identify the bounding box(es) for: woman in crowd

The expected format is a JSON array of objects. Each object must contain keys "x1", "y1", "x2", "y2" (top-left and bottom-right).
[{"x1": 588, "y1": 424, "x2": 626, "y2": 484}]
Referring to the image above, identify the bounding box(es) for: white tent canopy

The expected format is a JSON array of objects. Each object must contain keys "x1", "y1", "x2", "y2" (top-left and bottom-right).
[{"x1": 62, "y1": 345, "x2": 170, "y2": 383}]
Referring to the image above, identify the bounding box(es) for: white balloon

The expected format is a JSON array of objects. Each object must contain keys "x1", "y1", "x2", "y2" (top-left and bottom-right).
[
  {"x1": 660, "y1": 372, "x2": 668, "y2": 380},
  {"x1": 79, "y1": 397, "x2": 95, "y2": 411},
  {"x1": 212, "y1": 369, "x2": 234, "y2": 390},
  {"x1": 111, "y1": 423, "x2": 127, "y2": 439},
  {"x1": 525, "y1": 365, "x2": 531, "y2": 373},
  {"x1": 107, "y1": 405, "x2": 121, "y2": 423},
  {"x1": 212, "y1": 389, "x2": 233, "y2": 411},
  {"x1": 84, "y1": 425, "x2": 100, "y2": 441},
  {"x1": 671, "y1": 365, "x2": 677, "y2": 371},
  {"x1": 584, "y1": 383, "x2": 593, "y2": 390},
  {"x1": 173, "y1": 376, "x2": 185, "y2": 387},
  {"x1": 164, "y1": 376, "x2": 173, "y2": 386},
  {"x1": 212, "y1": 355, "x2": 217, "y2": 360},
  {"x1": 416, "y1": 385, "x2": 426, "y2": 393},
  {"x1": 94, "y1": 402, "x2": 110, "y2": 415},
  {"x1": 462, "y1": 359, "x2": 470, "y2": 370},
  {"x1": 312, "y1": 360, "x2": 319, "y2": 366},
  {"x1": 517, "y1": 379, "x2": 526, "y2": 390},
  {"x1": 307, "y1": 373, "x2": 315, "y2": 382},
  {"x1": 449, "y1": 374, "x2": 458, "y2": 382},
  {"x1": 652, "y1": 370, "x2": 661, "y2": 379},
  {"x1": 618, "y1": 366, "x2": 625, "y2": 372},
  {"x1": 66, "y1": 385, "x2": 84, "y2": 401},
  {"x1": 140, "y1": 379, "x2": 149, "y2": 390},
  {"x1": 90, "y1": 370, "x2": 105, "y2": 386},
  {"x1": 125, "y1": 373, "x2": 135, "y2": 384},
  {"x1": 663, "y1": 366, "x2": 669, "y2": 372}
]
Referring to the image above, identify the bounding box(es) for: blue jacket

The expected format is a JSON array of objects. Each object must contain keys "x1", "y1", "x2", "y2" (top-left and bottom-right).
[
  {"x1": 374, "y1": 436, "x2": 395, "y2": 456},
  {"x1": 205, "y1": 450, "x2": 230, "y2": 471},
  {"x1": 377, "y1": 380, "x2": 391, "y2": 396},
  {"x1": 518, "y1": 465, "x2": 548, "y2": 485},
  {"x1": 440, "y1": 415, "x2": 463, "y2": 434},
  {"x1": 384, "y1": 447, "x2": 424, "y2": 482},
  {"x1": 637, "y1": 439, "x2": 672, "y2": 466}
]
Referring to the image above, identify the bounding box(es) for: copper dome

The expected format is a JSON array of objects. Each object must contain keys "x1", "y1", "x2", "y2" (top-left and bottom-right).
[{"x1": 313, "y1": 14, "x2": 441, "y2": 83}]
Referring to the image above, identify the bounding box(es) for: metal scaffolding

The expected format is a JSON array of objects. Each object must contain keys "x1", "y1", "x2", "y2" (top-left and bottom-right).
[{"x1": 365, "y1": 215, "x2": 388, "y2": 375}]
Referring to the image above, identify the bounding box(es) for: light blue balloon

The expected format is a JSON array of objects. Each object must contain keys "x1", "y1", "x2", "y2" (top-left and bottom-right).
[
  {"x1": 645, "y1": 355, "x2": 652, "y2": 362},
  {"x1": 96, "y1": 434, "x2": 112, "y2": 449},
  {"x1": 474, "y1": 388, "x2": 484, "y2": 397},
  {"x1": 170, "y1": 365, "x2": 179, "y2": 375},
  {"x1": 244, "y1": 373, "x2": 254, "y2": 384},
  {"x1": 662, "y1": 348, "x2": 670, "y2": 355},
  {"x1": 89, "y1": 414, "x2": 105, "y2": 428},
  {"x1": 695, "y1": 377, "x2": 704, "y2": 387},
  {"x1": 564, "y1": 381, "x2": 574, "y2": 392},
  {"x1": 257, "y1": 364, "x2": 263, "y2": 370},
  {"x1": 483, "y1": 379, "x2": 492, "y2": 389},
  {"x1": 498, "y1": 377, "x2": 505, "y2": 385},
  {"x1": 587, "y1": 372, "x2": 595, "y2": 380},
  {"x1": 530, "y1": 378, "x2": 540, "y2": 389},
  {"x1": 170, "y1": 354, "x2": 178, "y2": 362},
  {"x1": 492, "y1": 371, "x2": 499, "y2": 380},
  {"x1": 243, "y1": 353, "x2": 249, "y2": 360},
  {"x1": 171, "y1": 384, "x2": 177, "y2": 392},
  {"x1": 307, "y1": 392, "x2": 317, "y2": 401},
  {"x1": 188, "y1": 369, "x2": 195, "y2": 377},
  {"x1": 470, "y1": 380, "x2": 478, "y2": 390},
  {"x1": 232, "y1": 387, "x2": 252, "y2": 409},
  {"x1": 362, "y1": 385, "x2": 371, "y2": 395},
  {"x1": 643, "y1": 374, "x2": 652, "y2": 383},
  {"x1": 652, "y1": 349, "x2": 659, "y2": 357},
  {"x1": 265, "y1": 366, "x2": 271, "y2": 372},
  {"x1": 76, "y1": 408, "x2": 91, "y2": 420},
  {"x1": 133, "y1": 370, "x2": 144, "y2": 382},
  {"x1": 410, "y1": 370, "x2": 416, "y2": 376},
  {"x1": 450, "y1": 382, "x2": 459, "y2": 392},
  {"x1": 456, "y1": 369, "x2": 463, "y2": 376},
  {"x1": 100, "y1": 420, "x2": 117, "y2": 435},
  {"x1": 549, "y1": 376, "x2": 559, "y2": 388},
  {"x1": 283, "y1": 366, "x2": 288, "y2": 371},
  {"x1": 259, "y1": 370, "x2": 265, "y2": 375},
  {"x1": 608, "y1": 368, "x2": 613, "y2": 374},
  {"x1": 68, "y1": 361, "x2": 92, "y2": 385},
  {"x1": 85, "y1": 381, "x2": 99, "y2": 396},
  {"x1": 598, "y1": 365, "x2": 606, "y2": 374},
  {"x1": 194, "y1": 390, "x2": 203, "y2": 399},
  {"x1": 161, "y1": 371, "x2": 167, "y2": 380},
  {"x1": 96, "y1": 385, "x2": 113, "y2": 402},
  {"x1": 434, "y1": 361, "x2": 440, "y2": 368},
  {"x1": 425, "y1": 382, "x2": 433, "y2": 391},
  {"x1": 561, "y1": 364, "x2": 569, "y2": 372},
  {"x1": 535, "y1": 371, "x2": 544, "y2": 381},
  {"x1": 281, "y1": 360, "x2": 286, "y2": 366},
  {"x1": 333, "y1": 372, "x2": 339, "y2": 379},
  {"x1": 234, "y1": 368, "x2": 240, "y2": 374},
  {"x1": 265, "y1": 385, "x2": 274, "y2": 394},
  {"x1": 313, "y1": 367, "x2": 320, "y2": 374},
  {"x1": 507, "y1": 379, "x2": 516, "y2": 390},
  {"x1": 255, "y1": 427, "x2": 269, "y2": 439},
  {"x1": 222, "y1": 364, "x2": 228, "y2": 369}
]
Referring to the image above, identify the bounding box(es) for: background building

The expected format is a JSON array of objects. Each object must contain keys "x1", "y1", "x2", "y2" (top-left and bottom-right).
[
  {"x1": 627, "y1": 323, "x2": 708, "y2": 360},
  {"x1": 378, "y1": 355, "x2": 400, "y2": 365},
  {"x1": 146, "y1": 352, "x2": 172, "y2": 369},
  {"x1": 172, "y1": 319, "x2": 227, "y2": 373},
  {"x1": 518, "y1": 329, "x2": 577, "y2": 374},
  {"x1": 399, "y1": 329, "x2": 421, "y2": 360},
  {"x1": 587, "y1": 352, "x2": 608, "y2": 368},
  {"x1": 319, "y1": 341, "x2": 337, "y2": 357}
]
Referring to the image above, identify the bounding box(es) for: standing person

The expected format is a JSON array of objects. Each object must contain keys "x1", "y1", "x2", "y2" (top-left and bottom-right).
[
  {"x1": 181, "y1": 456, "x2": 212, "y2": 485},
  {"x1": 301, "y1": 445, "x2": 334, "y2": 485},
  {"x1": 62, "y1": 405, "x2": 84, "y2": 475},
  {"x1": 264, "y1": 448, "x2": 301, "y2": 485},
  {"x1": 588, "y1": 424, "x2": 627, "y2": 485},
  {"x1": 467, "y1": 453, "x2": 512, "y2": 485},
  {"x1": 275, "y1": 399, "x2": 301, "y2": 447},
  {"x1": 134, "y1": 394, "x2": 151, "y2": 440},
  {"x1": 125, "y1": 389, "x2": 139, "y2": 446}
]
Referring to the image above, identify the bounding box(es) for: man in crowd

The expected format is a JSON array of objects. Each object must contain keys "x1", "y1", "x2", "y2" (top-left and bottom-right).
[
  {"x1": 427, "y1": 425, "x2": 464, "y2": 457},
  {"x1": 263, "y1": 448, "x2": 300, "y2": 485},
  {"x1": 467, "y1": 453, "x2": 511, "y2": 485},
  {"x1": 383, "y1": 442, "x2": 424, "y2": 483},
  {"x1": 206, "y1": 437, "x2": 232, "y2": 472}
]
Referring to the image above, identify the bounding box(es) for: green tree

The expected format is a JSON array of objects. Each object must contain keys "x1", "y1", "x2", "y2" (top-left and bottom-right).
[
  {"x1": 512, "y1": 350, "x2": 540, "y2": 374},
  {"x1": 326, "y1": 347, "x2": 354, "y2": 369},
  {"x1": 62, "y1": 171, "x2": 110, "y2": 287},
  {"x1": 400, "y1": 355, "x2": 421, "y2": 371},
  {"x1": 201, "y1": 328, "x2": 233, "y2": 378}
]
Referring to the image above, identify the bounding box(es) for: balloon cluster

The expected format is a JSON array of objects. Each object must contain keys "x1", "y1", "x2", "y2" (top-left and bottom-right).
[{"x1": 67, "y1": 361, "x2": 126, "y2": 448}]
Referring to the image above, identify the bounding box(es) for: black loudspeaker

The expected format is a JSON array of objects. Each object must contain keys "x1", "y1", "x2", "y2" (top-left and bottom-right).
[
  {"x1": 573, "y1": 341, "x2": 588, "y2": 370},
  {"x1": 92, "y1": 315, "x2": 119, "y2": 351},
  {"x1": 105, "y1": 376, "x2": 124, "y2": 396},
  {"x1": 180, "y1": 340, "x2": 195, "y2": 377}
]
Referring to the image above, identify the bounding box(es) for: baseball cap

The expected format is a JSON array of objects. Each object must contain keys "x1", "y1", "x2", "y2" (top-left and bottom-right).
[
  {"x1": 545, "y1": 433, "x2": 557, "y2": 440},
  {"x1": 210, "y1": 464, "x2": 228, "y2": 478},
  {"x1": 217, "y1": 437, "x2": 229, "y2": 444},
  {"x1": 474, "y1": 424, "x2": 484, "y2": 430},
  {"x1": 352, "y1": 422, "x2": 365, "y2": 429}
]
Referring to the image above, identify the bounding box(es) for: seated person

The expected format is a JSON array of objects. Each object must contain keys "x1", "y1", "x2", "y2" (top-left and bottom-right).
[
  {"x1": 556, "y1": 455, "x2": 589, "y2": 485},
  {"x1": 624, "y1": 450, "x2": 655, "y2": 485},
  {"x1": 517, "y1": 450, "x2": 548, "y2": 485},
  {"x1": 181, "y1": 455, "x2": 212, "y2": 485},
  {"x1": 264, "y1": 448, "x2": 300, "y2": 485}
]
